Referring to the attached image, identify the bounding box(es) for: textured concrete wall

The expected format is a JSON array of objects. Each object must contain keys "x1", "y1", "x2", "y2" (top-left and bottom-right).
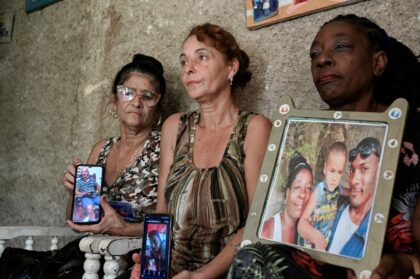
[{"x1": 0, "y1": 0, "x2": 419, "y2": 226}]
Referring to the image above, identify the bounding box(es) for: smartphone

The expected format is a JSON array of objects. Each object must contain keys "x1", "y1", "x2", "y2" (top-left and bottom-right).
[
  {"x1": 70, "y1": 164, "x2": 104, "y2": 224},
  {"x1": 140, "y1": 214, "x2": 172, "y2": 279}
]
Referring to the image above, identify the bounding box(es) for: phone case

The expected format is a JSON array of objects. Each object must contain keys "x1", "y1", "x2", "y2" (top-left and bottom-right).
[
  {"x1": 140, "y1": 214, "x2": 172, "y2": 279},
  {"x1": 70, "y1": 164, "x2": 104, "y2": 224}
]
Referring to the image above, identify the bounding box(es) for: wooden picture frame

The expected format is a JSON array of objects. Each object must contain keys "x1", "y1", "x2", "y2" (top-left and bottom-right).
[
  {"x1": 25, "y1": 0, "x2": 61, "y2": 13},
  {"x1": 245, "y1": 0, "x2": 366, "y2": 30}
]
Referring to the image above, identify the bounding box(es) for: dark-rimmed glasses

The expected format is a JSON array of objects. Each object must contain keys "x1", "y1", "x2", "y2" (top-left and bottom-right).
[{"x1": 116, "y1": 85, "x2": 160, "y2": 107}]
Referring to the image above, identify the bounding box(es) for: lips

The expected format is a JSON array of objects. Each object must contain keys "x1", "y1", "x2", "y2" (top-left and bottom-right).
[
  {"x1": 186, "y1": 80, "x2": 200, "y2": 86},
  {"x1": 317, "y1": 73, "x2": 340, "y2": 86},
  {"x1": 129, "y1": 110, "x2": 143, "y2": 115},
  {"x1": 293, "y1": 202, "x2": 304, "y2": 212},
  {"x1": 351, "y1": 188, "x2": 363, "y2": 196}
]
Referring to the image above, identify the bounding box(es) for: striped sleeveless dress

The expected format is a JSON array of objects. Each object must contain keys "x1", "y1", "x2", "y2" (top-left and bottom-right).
[{"x1": 164, "y1": 110, "x2": 256, "y2": 275}]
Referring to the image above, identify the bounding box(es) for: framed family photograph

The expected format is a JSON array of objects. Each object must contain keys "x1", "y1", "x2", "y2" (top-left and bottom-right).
[
  {"x1": 245, "y1": 0, "x2": 366, "y2": 30},
  {"x1": 242, "y1": 96, "x2": 408, "y2": 278}
]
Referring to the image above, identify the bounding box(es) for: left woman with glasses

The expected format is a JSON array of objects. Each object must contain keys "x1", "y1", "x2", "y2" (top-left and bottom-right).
[{"x1": 62, "y1": 53, "x2": 165, "y2": 236}]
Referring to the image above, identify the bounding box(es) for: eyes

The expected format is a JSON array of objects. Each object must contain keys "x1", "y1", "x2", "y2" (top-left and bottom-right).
[
  {"x1": 179, "y1": 50, "x2": 210, "y2": 68},
  {"x1": 349, "y1": 165, "x2": 369, "y2": 174},
  {"x1": 309, "y1": 42, "x2": 352, "y2": 60},
  {"x1": 291, "y1": 183, "x2": 312, "y2": 195},
  {"x1": 327, "y1": 169, "x2": 344, "y2": 175},
  {"x1": 116, "y1": 85, "x2": 160, "y2": 106}
]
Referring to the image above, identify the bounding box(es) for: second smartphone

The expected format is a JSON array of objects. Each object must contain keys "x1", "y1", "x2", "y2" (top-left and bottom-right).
[{"x1": 141, "y1": 214, "x2": 172, "y2": 279}]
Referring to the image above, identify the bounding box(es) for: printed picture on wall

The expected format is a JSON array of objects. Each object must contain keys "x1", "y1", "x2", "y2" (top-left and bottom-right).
[
  {"x1": 0, "y1": 11, "x2": 14, "y2": 43},
  {"x1": 245, "y1": 0, "x2": 366, "y2": 29}
]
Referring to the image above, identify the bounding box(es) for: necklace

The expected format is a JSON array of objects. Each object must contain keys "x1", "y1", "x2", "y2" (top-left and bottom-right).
[{"x1": 115, "y1": 140, "x2": 143, "y2": 176}]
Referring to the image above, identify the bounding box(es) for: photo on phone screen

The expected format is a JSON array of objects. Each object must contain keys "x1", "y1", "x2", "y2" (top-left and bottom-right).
[
  {"x1": 141, "y1": 214, "x2": 172, "y2": 279},
  {"x1": 71, "y1": 164, "x2": 103, "y2": 224}
]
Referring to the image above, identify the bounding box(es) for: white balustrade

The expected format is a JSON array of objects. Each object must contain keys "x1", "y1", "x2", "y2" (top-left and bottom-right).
[
  {"x1": 80, "y1": 236, "x2": 142, "y2": 279},
  {"x1": 0, "y1": 226, "x2": 80, "y2": 257},
  {"x1": 0, "y1": 226, "x2": 141, "y2": 279}
]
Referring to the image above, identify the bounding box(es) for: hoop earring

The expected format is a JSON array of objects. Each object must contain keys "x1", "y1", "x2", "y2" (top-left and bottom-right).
[
  {"x1": 228, "y1": 77, "x2": 233, "y2": 86},
  {"x1": 109, "y1": 108, "x2": 118, "y2": 119}
]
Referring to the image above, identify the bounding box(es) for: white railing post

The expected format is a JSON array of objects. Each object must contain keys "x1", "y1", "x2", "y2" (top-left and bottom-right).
[
  {"x1": 0, "y1": 240, "x2": 5, "y2": 256},
  {"x1": 103, "y1": 255, "x2": 121, "y2": 279},
  {"x1": 82, "y1": 252, "x2": 101, "y2": 279},
  {"x1": 50, "y1": 236, "x2": 59, "y2": 250},
  {"x1": 25, "y1": 236, "x2": 34, "y2": 250}
]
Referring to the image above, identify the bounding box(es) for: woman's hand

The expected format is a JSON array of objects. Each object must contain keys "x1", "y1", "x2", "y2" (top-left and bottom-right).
[
  {"x1": 173, "y1": 270, "x2": 203, "y2": 279},
  {"x1": 130, "y1": 253, "x2": 141, "y2": 279},
  {"x1": 67, "y1": 196, "x2": 127, "y2": 235},
  {"x1": 370, "y1": 253, "x2": 413, "y2": 279},
  {"x1": 62, "y1": 157, "x2": 82, "y2": 195}
]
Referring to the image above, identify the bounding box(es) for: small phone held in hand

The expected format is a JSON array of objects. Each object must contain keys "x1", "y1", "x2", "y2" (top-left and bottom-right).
[
  {"x1": 70, "y1": 164, "x2": 104, "y2": 224},
  {"x1": 140, "y1": 214, "x2": 172, "y2": 279}
]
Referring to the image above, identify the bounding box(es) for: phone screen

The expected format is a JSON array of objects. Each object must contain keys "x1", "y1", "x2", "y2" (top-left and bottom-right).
[
  {"x1": 141, "y1": 214, "x2": 172, "y2": 279},
  {"x1": 71, "y1": 164, "x2": 103, "y2": 224}
]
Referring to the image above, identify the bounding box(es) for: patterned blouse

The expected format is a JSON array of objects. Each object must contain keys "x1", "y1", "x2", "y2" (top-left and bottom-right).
[
  {"x1": 96, "y1": 128, "x2": 160, "y2": 223},
  {"x1": 164, "y1": 110, "x2": 256, "y2": 275}
]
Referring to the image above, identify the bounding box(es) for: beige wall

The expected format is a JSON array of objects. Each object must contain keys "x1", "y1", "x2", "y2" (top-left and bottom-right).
[{"x1": 0, "y1": 0, "x2": 418, "y2": 226}]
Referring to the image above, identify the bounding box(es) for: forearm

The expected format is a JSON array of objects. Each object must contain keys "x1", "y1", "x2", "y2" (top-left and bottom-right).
[
  {"x1": 108, "y1": 221, "x2": 143, "y2": 237},
  {"x1": 298, "y1": 218, "x2": 319, "y2": 243},
  {"x1": 194, "y1": 229, "x2": 243, "y2": 278}
]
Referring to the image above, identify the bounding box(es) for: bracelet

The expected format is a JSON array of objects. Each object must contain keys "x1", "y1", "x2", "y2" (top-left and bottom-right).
[{"x1": 407, "y1": 253, "x2": 420, "y2": 279}]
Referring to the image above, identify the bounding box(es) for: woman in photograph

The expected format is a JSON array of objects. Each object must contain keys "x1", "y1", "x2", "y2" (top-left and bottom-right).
[{"x1": 261, "y1": 152, "x2": 313, "y2": 245}]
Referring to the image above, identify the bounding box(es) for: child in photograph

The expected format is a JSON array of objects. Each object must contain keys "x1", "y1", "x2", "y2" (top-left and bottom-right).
[{"x1": 297, "y1": 141, "x2": 348, "y2": 250}]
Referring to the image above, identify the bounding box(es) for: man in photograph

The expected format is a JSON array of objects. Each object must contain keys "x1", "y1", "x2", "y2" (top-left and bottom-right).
[
  {"x1": 75, "y1": 167, "x2": 100, "y2": 221},
  {"x1": 328, "y1": 137, "x2": 381, "y2": 258}
]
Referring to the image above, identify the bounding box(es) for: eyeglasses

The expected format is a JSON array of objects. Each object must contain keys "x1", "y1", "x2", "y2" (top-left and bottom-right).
[
  {"x1": 349, "y1": 143, "x2": 380, "y2": 162},
  {"x1": 116, "y1": 85, "x2": 160, "y2": 106}
]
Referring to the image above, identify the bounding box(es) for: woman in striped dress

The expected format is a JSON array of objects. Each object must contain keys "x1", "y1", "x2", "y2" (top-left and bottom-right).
[{"x1": 131, "y1": 23, "x2": 272, "y2": 279}]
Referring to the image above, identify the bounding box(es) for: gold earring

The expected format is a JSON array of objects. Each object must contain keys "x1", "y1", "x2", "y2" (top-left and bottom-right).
[{"x1": 109, "y1": 108, "x2": 118, "y2": 119}]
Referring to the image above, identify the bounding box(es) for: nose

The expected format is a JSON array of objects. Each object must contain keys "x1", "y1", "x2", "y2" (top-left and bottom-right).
[
  {"x1": 298, "y1": 188, "x2": 307, "y2": 199},
  {"x1": 132, "y1": 92, "x2": 144, "y2": 107},
  {"x1": 182, "y1": 58, "x2": 196, "y2": 74},
  {"x1": 350, "y1": 170, "x2": 361, "y2": 187},
  {"x1": 315, "y1": 51, "x2": 333, "y2": 68}
]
